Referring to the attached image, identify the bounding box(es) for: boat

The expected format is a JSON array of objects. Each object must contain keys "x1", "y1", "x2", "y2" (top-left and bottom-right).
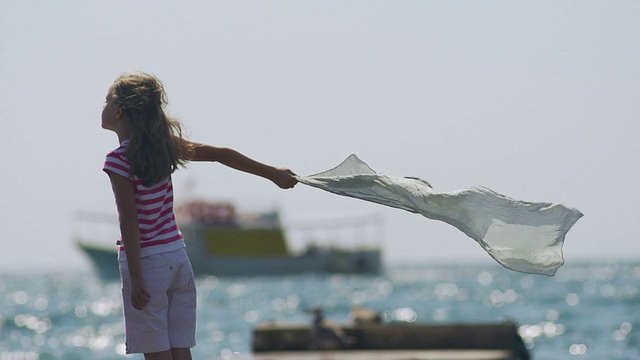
[{"x1": 75, "y1": 200, "x2": 382, "y2": 279}]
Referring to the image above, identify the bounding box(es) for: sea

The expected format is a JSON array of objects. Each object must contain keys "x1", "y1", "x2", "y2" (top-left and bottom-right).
[{"x1": 1, "y1": 261, "x2": 638, "y2": 360}]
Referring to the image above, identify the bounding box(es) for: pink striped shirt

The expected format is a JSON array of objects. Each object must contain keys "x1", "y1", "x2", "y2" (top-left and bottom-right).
[{"x1": 103, "y1": 141, "x2": 185, "y2": 261}]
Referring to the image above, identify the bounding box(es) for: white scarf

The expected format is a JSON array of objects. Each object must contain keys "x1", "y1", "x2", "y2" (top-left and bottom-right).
[{"x1": 297, "y1": 154, "x2": 583, "y2": 276}]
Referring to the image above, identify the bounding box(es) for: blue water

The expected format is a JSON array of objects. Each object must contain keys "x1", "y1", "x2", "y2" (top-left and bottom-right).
[{"x1": 1, "y1": 261, "x2": 638, "y2": 359}]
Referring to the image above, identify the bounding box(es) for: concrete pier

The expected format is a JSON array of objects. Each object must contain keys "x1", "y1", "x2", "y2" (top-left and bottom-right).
[
  {"x1": 249, "y1": 349, "x2": 516, "y2": 360},
  {"x1": 252, "y1": 321, "x2": 530, "y2": 360}
]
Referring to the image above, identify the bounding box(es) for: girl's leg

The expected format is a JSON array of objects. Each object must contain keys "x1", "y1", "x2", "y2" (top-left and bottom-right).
[
  {"x1": 143, "y1": 350, "x2": 173, "y2": 360},
  {"x1": 171, "y1": 347, "x2": 192, "y2": 360},
  {"x1": 143, "y1": 348, "x2": 191, "y2": 360}
]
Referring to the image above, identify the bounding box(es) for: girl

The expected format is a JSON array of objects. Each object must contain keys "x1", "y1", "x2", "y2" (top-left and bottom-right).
[{"x1": 101, "y1": 71, "x2": 298, "y2": 360}]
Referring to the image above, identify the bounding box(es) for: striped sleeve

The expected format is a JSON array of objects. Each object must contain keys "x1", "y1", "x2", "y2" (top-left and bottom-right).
[{"x1": 103, "y1": 146, "x2": 131, "y2": 179}]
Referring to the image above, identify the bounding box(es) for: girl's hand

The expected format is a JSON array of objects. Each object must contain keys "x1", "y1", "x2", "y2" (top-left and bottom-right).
[
  {"x1": 272, "y1": 168, "x2": 298, "y2": 189},
  {"x1": 130, "y1": 277, "x2": 151, "y2": 310}
]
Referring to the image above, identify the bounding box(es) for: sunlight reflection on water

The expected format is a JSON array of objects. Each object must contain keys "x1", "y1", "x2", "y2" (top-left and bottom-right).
[{"x1": 0, "y1": 261, "x2": 638, "y2": 359}]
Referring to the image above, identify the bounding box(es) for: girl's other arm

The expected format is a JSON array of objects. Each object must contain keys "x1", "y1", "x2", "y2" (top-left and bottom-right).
[
  {"x1": 185, "y1": 141, "x2": 298, "y2": 189},
  {"x1": 107, "y1": 171, "x2": 151, "y2": 310}
]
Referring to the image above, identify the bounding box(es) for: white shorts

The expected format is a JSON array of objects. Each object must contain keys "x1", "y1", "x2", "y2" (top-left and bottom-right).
[{"x1": 119, "y1": 247, "x2": 197, "y2": 354}]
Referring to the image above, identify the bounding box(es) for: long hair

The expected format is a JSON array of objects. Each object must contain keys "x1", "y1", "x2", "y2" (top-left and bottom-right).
[{"x1": 111, "y1": 71, "x2": 193, "y2": 186}]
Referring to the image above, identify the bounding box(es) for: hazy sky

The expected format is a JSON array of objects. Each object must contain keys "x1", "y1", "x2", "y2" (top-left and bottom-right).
[{"x1": 1, "y1": 1, "x2": 638, "y2": 271}]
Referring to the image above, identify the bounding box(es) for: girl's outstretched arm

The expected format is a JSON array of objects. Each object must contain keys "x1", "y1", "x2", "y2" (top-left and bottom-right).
[
  {"x1": 185, "y1": 141, "x2": 298, "y2": 189},
  {"x1": 107, "y1": 171, "x2": 151, "y2": 310}
]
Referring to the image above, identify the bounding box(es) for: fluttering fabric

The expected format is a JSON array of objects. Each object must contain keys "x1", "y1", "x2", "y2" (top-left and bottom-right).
[{"x1": 297, "y1": 154, "x2": 583, "y2": 276}]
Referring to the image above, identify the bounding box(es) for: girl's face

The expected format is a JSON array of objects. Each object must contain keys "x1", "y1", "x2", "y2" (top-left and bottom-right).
[{"x1": 101, "y1": 86, "x2": 122, "y2": 131}]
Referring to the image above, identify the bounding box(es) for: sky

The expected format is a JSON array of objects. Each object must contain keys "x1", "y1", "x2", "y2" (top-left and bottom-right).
[{"x1": 0, "y1": 1, "x2": 638, "y2": 271}]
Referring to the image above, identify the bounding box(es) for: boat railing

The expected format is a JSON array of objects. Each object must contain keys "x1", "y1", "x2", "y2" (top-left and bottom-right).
[{"x1": 284, "y1": 213, "x2": 385, "y2": 253}]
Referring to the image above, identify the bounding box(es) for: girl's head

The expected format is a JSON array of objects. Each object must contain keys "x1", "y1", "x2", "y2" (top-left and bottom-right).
[
  {"x1": 110, "y1": 71, "x2": 167, "y2": 125},
  {"x1": 107, "y1": 71, "x2": 191, "y2": 186}
]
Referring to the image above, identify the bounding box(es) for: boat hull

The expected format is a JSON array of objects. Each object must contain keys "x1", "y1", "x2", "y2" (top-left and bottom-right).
[
  {"x1": 77, "y1": 241, "x2": 381, "y2": 279},
  {"x1": 189, "y1": 248, "x2": 381, "y2": 276}
]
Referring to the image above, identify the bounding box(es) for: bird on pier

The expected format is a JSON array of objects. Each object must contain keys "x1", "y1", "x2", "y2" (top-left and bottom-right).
[
  {"x1": 350, "y1": 305, "x2": 383, "y2": 326},
  {"x1": 309, "y1": 307, "x2": 355, "y2": 351}
]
